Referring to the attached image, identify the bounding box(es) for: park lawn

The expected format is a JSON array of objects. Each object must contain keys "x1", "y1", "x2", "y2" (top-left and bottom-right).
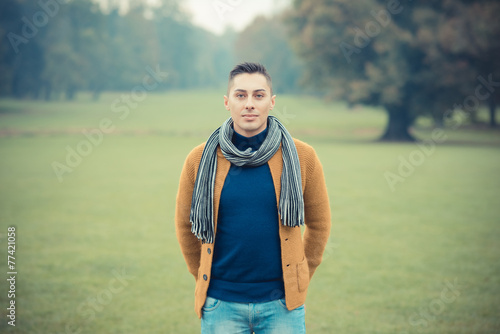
[{"x1": 0, "y1": 90, "x2": 499, "y2": 333}]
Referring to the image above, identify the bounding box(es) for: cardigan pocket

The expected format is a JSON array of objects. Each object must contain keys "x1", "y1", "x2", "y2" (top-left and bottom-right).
[{"x1": 296, "y1": 257, "x2": 310, "y2": 292}]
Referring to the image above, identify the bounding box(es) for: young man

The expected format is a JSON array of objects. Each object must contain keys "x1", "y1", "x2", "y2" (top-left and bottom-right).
[{"x1": 175, "y1": 62, "x2": 331, "y2": 333}]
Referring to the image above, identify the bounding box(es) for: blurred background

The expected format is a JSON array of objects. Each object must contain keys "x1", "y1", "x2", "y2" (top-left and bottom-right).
[{"x1": 0, "y1": 0, "x2": 499, "y2": 333}]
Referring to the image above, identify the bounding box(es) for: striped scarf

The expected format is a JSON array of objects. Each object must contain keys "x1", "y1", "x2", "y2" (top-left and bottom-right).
[{"x1": 190, "y1": 115, "x2": 305, "y2": 244}]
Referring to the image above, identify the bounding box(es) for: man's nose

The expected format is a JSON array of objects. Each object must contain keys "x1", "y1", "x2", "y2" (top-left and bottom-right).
[{"x1": 245, "y1": 96, "x2": 255, "y2": 109}]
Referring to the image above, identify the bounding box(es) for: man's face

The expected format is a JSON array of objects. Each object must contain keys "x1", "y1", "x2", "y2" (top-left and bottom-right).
[{"x1": 224, "y1": 73, "x2": 276, "y2": 137}]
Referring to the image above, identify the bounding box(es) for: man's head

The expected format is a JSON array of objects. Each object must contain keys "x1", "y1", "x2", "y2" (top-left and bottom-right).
[{"x1": 224, "y1": 62, "x2": 276, "y2": 137}]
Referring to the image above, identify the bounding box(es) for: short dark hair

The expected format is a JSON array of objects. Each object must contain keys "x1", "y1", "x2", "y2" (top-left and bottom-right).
[{"x1": 228, "y1": 62, "x2": 273, "y2": 95}]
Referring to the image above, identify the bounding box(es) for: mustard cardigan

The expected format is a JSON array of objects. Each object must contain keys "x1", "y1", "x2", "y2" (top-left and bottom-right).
[{"x1": 175, "y1": 138, "x2": 331, "y2": 318}]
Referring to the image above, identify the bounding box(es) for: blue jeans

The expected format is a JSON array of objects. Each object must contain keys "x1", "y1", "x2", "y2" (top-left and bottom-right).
[{"x1": 201, "y1": 296, "x2": 306, "y2": 334}]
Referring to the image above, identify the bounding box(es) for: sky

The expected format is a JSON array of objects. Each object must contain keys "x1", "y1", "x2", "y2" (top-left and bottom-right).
[
  {"x1": 182, "y1": 0, "x2": 291, "y2": 35},
  {"x1": 99, "y1": 0, "x2": 291, "y2": 35}
]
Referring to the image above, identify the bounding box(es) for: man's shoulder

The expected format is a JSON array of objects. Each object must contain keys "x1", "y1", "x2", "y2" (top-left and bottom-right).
[
  {"x1": 292, "y1": 138, "x2": 316, "y2": 156},
  {"x1": 292, "y1": 137, "x2": 323, "y2": 172},
  {"x1": 189, "y1": 142, "x2": 206, "y2": 155},
  {"x1": 183, "y1": 142, "x2": 206, "y2": 166}
]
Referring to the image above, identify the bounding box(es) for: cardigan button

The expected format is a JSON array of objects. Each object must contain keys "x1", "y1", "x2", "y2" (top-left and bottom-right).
[
  {"x1": 207, "y1": 248, "x2": 211, "y2": 255},
  {"x1": 203, "y1": 274, "x2": 208, "y2": 281}
]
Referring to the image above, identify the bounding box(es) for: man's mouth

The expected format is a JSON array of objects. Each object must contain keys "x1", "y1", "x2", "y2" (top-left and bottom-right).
[{"x1": 242, "y1": 114, "x2": 258, "y2": 118}]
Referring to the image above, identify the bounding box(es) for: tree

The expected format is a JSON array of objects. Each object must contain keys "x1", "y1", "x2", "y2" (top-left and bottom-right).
[
  {"x1": 40, "y1": 0, "x2": 105, "y2": 100},
  {"x1": 410, "y1": 1, "x2": 500, "y2": 128},
  {"x1": 443, "y1": 1, "x2": 500, "y2": 128},
  {"x1": 234, "y1": 15, "x2": 303, "y2": 94},
  {"x1": 0, "y1": 0, "x2": 47, "y2": 98},
  {"x1": 285, "y1": 0, "x2": 500, "y2": 140},
  {"x1": 0, "y1": 0, "x2": 236, "y2": 99}
]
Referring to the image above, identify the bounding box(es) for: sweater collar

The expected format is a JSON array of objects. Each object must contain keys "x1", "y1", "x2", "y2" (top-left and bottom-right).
[{"x1": 232, "y1": 127, "x2": 268, "y2": 151}]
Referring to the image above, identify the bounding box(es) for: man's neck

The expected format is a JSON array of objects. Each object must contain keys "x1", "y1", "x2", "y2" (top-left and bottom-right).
[{"x1": 232, "y1": 127, "x2": 268, "y2": 151}]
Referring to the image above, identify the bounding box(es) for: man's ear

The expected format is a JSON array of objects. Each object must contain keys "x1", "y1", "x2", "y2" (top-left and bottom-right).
[
  {"x1": 270, "y1": 95, "x2": 276, "y2": 110},
  {"x1": 224, "y1": 95, "x2": 230, "y2": 111}
]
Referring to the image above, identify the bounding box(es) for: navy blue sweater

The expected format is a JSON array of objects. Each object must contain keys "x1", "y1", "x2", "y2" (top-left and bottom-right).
[{"x1": 206, "y1": 128, "x2": 285, "y2": 302}]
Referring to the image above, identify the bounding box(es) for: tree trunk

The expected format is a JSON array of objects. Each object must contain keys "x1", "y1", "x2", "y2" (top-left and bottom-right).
[
  {"x1": 489, "y1": 98, "x2": 497, "y2": 128},
  {"x1": 468, "y1": 109, "x2": 479, "y2": 123},
  {"x1": 66, "y1": 86, "x2": 76, "y2": 100},
  {"x1": 92, "y1": 88, "x2": 102, "y2": 101},
  {"x1": 44, "y1": 82, "x2": 52, "y2": 101},
  {"x1": 379, "y1": 106, "x2": 415, "y2": 142},
  {"x1": 433, "y1": 114, "x2": 444, "y2": 128}
]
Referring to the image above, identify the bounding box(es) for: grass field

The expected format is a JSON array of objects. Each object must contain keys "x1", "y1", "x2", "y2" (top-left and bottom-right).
[{"x1": 0, "y1": 90, "x2": 499, "y2": 334}]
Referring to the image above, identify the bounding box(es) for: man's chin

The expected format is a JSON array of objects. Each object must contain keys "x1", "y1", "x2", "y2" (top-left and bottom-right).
[{"x1": 235, "y1": 123, "x2": 265, "y2": 136}]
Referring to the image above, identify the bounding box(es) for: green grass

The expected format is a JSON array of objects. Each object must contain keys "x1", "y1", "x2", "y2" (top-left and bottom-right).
[{"x1": 0, "y1": 90, "x2": 499, "y2": 333}]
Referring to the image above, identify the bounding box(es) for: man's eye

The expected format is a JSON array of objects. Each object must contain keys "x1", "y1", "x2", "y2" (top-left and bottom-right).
[
  {"x1": 256, "y1": 94, "x2": 264, "y2": 98},
  {"x1": 237, "y1": 94, "x2": 245, "y2": 98}
]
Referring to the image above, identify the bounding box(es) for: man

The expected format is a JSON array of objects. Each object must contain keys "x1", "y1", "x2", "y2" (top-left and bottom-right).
[{"x1": 175, "y1": 62, "x2": 331, "y2": 333}]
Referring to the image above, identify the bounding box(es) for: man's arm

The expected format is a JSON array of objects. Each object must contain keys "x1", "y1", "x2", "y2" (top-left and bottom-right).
[
  {"x1": 175, "y1": 146, "x2": 203, "y2": 279},
  {"x1": 302, "y1": 149, "x2": 331, "y2": 279}
]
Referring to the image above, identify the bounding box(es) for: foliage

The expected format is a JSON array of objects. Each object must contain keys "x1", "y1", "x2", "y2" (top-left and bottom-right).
[
  {"x1": 0, "y1": 0, "x2": 233, "y2": 100},
  {"x1": 285, "y1": 0, "x2": 500, "y2": 140},
  {"x1": 234, "y1": 15, "x2": 303, "y2": 94}
]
